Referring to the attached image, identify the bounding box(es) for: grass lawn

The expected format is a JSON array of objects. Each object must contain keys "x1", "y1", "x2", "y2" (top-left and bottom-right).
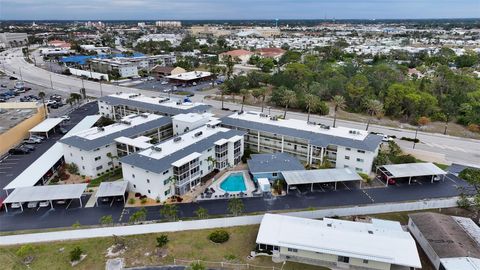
[
  {"x1": 0, "y1": 225, "x2": 327, "y2": 270},
  {"x1": 87, "y1": 168, "x2": 122, "y2": 187}
]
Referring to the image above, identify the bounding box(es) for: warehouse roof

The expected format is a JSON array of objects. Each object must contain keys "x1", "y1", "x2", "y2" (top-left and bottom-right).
[
  {"x1": 257, "y1": 214, "x2": 421, "y2": 268},
  {"x1": 29, "y1": 118, "x2": 63, "y2": 133}
]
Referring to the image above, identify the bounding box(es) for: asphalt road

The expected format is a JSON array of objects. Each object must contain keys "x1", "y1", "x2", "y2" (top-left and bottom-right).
[
  {"x1": 0, "y1": 173, "x2": 472, "y2": 232},
  {"x1": 2, "y1": 48, "x2": 479, "y2": 166}
]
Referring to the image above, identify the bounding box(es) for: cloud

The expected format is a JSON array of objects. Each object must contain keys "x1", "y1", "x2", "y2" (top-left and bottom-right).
[{"x1": 1, "y1": 0, "x2": 479, "y2": 20}]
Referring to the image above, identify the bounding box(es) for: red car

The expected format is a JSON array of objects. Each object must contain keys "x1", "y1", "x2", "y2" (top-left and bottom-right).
[{"x1": 388, "y1": 179, "x2": 396, "y2": 185}]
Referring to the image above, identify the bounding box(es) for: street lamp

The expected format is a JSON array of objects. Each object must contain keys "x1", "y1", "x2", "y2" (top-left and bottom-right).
[
  {"x1": 413, "y1": 126, "x2": 419, "y2": 149},
  {"x1": 49, "y1": 74, "x2": 54, "y2": 90}
]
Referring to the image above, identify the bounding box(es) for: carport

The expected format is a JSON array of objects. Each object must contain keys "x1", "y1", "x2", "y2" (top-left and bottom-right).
[
  {"x1": 282, "y1": 168, "x2": 363, "y2": 193},
  {"x1": 94, "y1": 181, "x2": 128, "y2": 206},
  {"x1": 376, "y1": 162, "x2": 446, "y2": 187},
  {"x1": 3, "y1": 184, "x2": 87, "y2": 212},
  {"x1": 29, "y1": 117, "x2": 64, "y2": 138}
]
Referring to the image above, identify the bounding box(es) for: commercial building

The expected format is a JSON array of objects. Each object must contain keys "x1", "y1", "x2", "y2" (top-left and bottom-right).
[
  {"x1": 221, "y1": 111, "x2": 383, "y2": 173},
  {"x1": 120, "y1": 122, "x2": 245, "y2": 201},
  {"x1": 60, "y1": 113, "x2": 172, "y2": 178},
  {"x1": 256, "y1": 214, "x2": 421, "y2": 270},
  {"x1": 98, "y1": 93, "x2": 211, "y2": 119},
  {"x1": 166, "y1": 71, "x2": 213, "y2": 85},
  {"x1": 255, "y1": 48, "x2": 286, "y2": 60},
  {"x1": 88, "y1": 58, "x2": 138, "y2": 78},
  {"x1": 219, "y1": 49, "x2": 254, "y2": 64},
  {"x1": 150, "y1": 66, "x2": 186, "y2": 79},
  {"x1": 0, "y1": 32, "x2": 28, "y2": 48},
  {"x1": 247, "y1": 153, "x2": 304, "y2": 181},
  {"x1": 155, "y1": 21, "x2": 182, "y2": 28},
  {"x1": 408, "y1": 212, "x2": 480, "y2": 270}
]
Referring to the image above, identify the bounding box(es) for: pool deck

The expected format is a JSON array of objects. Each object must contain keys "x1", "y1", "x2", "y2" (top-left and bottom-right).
[{"x1": 196, "y1": 170, "x2": 257, "y2": 201}]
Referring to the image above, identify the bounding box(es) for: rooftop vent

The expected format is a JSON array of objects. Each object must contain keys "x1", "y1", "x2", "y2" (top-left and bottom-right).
[
  {"x1": 173, "y1": 137, "x2": 182, "y2": 143},
  {"x1": 327, "y1": 223, "x2": 332, "y2": 227},
  {"x1": 152, "y1": 146, "x2": 162, "y2": 152},
  {"x1": 269, "y1": 116, "x2": 278, "y2": 121},
  {"x1": 140, "y1": 114, "x2": 148, "y2": 118},
  {"x1": 368, "y1": 230, "x2": 373, "y2": 234},
  {"x1": 349, "y1": 130, "x2": 360, "y2": 135},
  {"x1": 194, "y1": 131, "x2": 203, "y2": 137},
  {"x1": 121, "y1": 120, "x2": 131, "y2": 125},
  {"x1": 97, "y1": 127, "x2": 105, "y2": 132},
  {"x1": 259, "y1": 113, "x2": 269, "y2": 118}
]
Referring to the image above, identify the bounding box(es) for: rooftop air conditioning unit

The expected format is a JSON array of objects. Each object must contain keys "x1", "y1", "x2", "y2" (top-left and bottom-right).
[
  {"x1": 173, "y1": 137, "x2": 182, "y2": 142},
  {"x1": 176, "y1": 101, "x2": 182, "y2": 105},
  {"x1": 97, "y1": 127, "x2": 105, "y2": 131},
  {"x1": 194, "y1": 131, "x2": 203, "y2": 137},
  {"x1": 152, "y1": 146, "x2": 162, "y2": 152}
]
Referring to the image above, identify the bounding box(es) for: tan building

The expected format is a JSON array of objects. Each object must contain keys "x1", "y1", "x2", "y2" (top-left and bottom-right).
[
  {"x1": 150, "y1": 66, "x2": 186, "y2": 79},
  {"x1": 219, "y1": 49, "x2": 254, "y2": 64},
  {"x1": 0, "y1": 102, "x2": 46, "y2": 156},
  {"x1": 189, "y1": 26, "x2": 231, "y2": 37}
]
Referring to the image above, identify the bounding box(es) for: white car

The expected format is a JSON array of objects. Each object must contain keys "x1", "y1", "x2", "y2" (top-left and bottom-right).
[
  {"x1": 11, "y1": 202, "x2": 21, "y2": 209},
  {"x1": 60, "y1": 115, "x2": 70, "y2": 121},
  {"x1": 161, "y1": 81, "x2": 168, "y2": 85},
  {"x1": 39, "y1": 201, "x2": 50, "y2": 207},
  {"x1": 27, "y1": 201, "x2": 38, "y2": 208}
]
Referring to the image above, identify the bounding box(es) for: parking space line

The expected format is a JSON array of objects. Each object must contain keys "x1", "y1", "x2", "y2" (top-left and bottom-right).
[
  {"x1": 362, "y1": 190, "x2": 375, "y2": 202},
  {"x1": 342, "y1": 182, "x2": 351, "y2": 191}
]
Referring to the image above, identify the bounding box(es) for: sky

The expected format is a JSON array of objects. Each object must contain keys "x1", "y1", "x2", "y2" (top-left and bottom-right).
[{"x1": 1, "y1": 0, "x2": 479, "y2": 20}]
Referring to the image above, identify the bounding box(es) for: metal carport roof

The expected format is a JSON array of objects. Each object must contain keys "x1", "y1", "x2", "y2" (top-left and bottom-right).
[
  {"x1": 282, "y1": 168, "x2": 362, "y2": 186},
  {"x1": 29, "y1": 118, "x2": 64, "y2": 133},
  {"x1": 95, "y1": 181, "x2": 128, "y2": 198},
  {"x1": 378, "y1": 163, "x2": 446, "y2": 178}
]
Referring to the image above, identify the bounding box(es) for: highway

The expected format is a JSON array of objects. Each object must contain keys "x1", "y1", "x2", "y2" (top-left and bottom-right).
[{"x1": 2, "y1": 48, "x2": 479, "y2": 166}]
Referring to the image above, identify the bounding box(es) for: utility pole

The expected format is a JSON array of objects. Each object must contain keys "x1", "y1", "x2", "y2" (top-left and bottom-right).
[
  {"x1": 413, "y1": 126, "x2": 419, "y2": 149},
  {"x1": 49, "y1": 73, "x2": 54, "y2": 90},
  {"x1": 19, "y1": 67, "x2": 23, "y2": 82},
  {"x1": 99, "y1": 80, "x2": 103, "y2": 97}
]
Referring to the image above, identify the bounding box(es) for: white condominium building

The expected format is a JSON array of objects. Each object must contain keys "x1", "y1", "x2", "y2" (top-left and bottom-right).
[
  {"x1": 60, "y1": 114, "x2": 172, "y2": 178},
  {"x1": 221, "y1": 111, "x2": 383, "y2": 173},
  {"x1": 98, "y1": 93, "x2": 211, "y2": 119},
  {"x1": 120, "y1": 123, "x2": 245, "y2": 201}
]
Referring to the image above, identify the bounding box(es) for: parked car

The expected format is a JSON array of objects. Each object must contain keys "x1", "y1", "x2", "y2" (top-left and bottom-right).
[
  {"x1": 27, "y1": 201, "x2": 38, "y2": 208},
  {"x1": 0, "y1": 84, "x2": 7, "y2": 88},
  {"x1": 58, "y1": 127, "x2": 68, "y2": 134},
  {"x1": 21, "y1": 144, "x2": 35, "y2": 151},
  {"x1": 60, "y1": 115, "x2": 70, "y2": 121},
  {"x1": 50, "y1": 94, "x2": 62, "y2": 102},
  {"x1": 9, "y1": 147, "x2": 30, "y2": 155},
  {"x1": 30, "y1": 135, "x2": 45, "y2": 141},
  {"x1": 186, "y1": 93, "x2": 195, "y2": 97},
  {"x1": 433, "y1": 175, "x2": 441, "y2": 181},
  {"x1": 10, "y1": 202, "x2": 21, "y2": 209},
  {"x1": 161, "y1": 81, "x2": 168, "y2": 85},
  {"x1": 9, "y1": 76, "x2": 17, "y2": 80},
  {"x1": 24, "y1": 137, "x2": 41, "y2": 144},
  {"x1": 39, "y1": 201, "x2": 50, "y2": 207},
  {"x1": 388, "y1": 179, "x2": 396, "y2": 185}
]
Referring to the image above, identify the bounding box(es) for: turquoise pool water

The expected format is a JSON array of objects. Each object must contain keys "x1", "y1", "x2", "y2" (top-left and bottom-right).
[{"x1": 220, "y1": 173, "x2": 247, "y2": 192}]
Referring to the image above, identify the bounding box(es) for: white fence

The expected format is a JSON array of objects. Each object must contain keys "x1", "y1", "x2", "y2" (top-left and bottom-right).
[
  {"x1": 173, "y1": 258, "x2": 282, "y2": 270},
  {"x1": 69, "y1": 68, "x2": 109, "y2": 81},
  {"x1": 0, "y1": 197, "x2": 460, "y2": 246}
]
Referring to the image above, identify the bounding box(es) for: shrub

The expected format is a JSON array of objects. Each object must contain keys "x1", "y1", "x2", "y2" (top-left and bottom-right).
[
  {"x1": 457, "y1": 194, "x2": 471, "y2": 209},
  {"x1": 67, "y1": 163, "x2": 79, "y2": 174},
  {"x1": 128, "y1": 198, "x2": 135, "y2": 204},
  {"x1": 208, "y1": 230, "x2": 229, "y2": 243},
  {"x1": 16, "y1": 244, "x2": 35, "y2": 258},
  {"x1": 400, "y1": 137, "x2": 419, "y2": 143},
  {"x1": 468, "y1": 124, "x2": 480, "y2": 133},
  {"x1": 358, "y1": 172, "x2": 371, "y2": 183},
  {"x1": 69, "y1": 247, "x2": 83, "y2": 262},
  {"x1": 156, "y1": 234, "x2": 169, "y2": 248},
  {"x1": 140, "y1": 198, "x2": 147, "y2": 204}
]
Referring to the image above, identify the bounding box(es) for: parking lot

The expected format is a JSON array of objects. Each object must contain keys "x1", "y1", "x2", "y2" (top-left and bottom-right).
[
  {"x1": 128, "y1": 77, "x2": 217, "y2": 95},
  {"x1": 0, "y1": 101, "x2": 98, "y2": 194}
]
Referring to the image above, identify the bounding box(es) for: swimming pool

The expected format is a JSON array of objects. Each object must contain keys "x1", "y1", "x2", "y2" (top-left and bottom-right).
[{"x1": 220, "y1": 172, "x2": 247, "y2": 192}]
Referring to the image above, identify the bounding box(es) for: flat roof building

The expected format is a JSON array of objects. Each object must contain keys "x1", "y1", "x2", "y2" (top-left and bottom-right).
[
  {"x1": 60, "y1": 113, "x2": 172, "y2": 178},
  {"x1": 120, "y1": 122, "x2": 245, "y2": 201},
  {"x1": 166, "y1": 71, "x2": 213, "y2": 84},
  {"x1": 221, "y1": 111, "x2": 383, "y2": 173},
  {"x1": 408, "y1": 212, "x2": 480, "y2": 270},
  {"x1": 247, "y1": 153, "x2": 304, "y2": 181},
  {"x1": 98, "y1": 93, "x2": 211, "y2": 119},
  {"x1": 256, "y1": 214, "x2": 421, "y2": 270}
]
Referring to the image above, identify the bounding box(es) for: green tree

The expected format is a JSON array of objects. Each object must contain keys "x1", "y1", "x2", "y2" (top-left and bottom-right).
[
  {"x1": 194, "y1": 206, "x2": 208, "y2": 219},
  {"x1": 129, "y1": 208, "x2": 147, "y2": 223},
  {"x1": 252, "y1": 87, "x2": 268, "y2": 113},
  {"x1": 304, "y1": 93, "x2": 320, "y2": 123},
  {"x1": 459, "y1": 168, "x2": 480, "y2": 221},
  {"x1": 106, "y1": 152, "x2": 118, "y2": 175},
  {"x1": 332, "y1": 95, "x2": 346, "y2": 128},
  {"x1": 160, "y1": 204, "x2": 178, "y2": 221},
  {"x1": 239, "y1": 88, "x2": 250, "y2": 112},
  {"x1": 69, "y1": 247, "x2": 83, "y2": 262},
  {"x1": 38, "y1": 91, "x2": 47, "y2": 117},
  {"x1": 281, "y1": 88, "x2": 296, "y2": 119},
  {"x1": 100, "y1": 215, "x2": 113, "y2": 226},
  {"x1": 156, "y1": 234, "x2": 169, "y2": 248},
  {"x1": 365, "y1": 99, "x2": 384, "y2": 131},
  {"x1": 189, "y1": 262, "x2": 206, "y2": 270},
  {"x1": 16, "y1": 244, "x2": 35, "y2": 259},
  {"x1": 228, "y1": 198, "x2": 244, "y2": 216}
]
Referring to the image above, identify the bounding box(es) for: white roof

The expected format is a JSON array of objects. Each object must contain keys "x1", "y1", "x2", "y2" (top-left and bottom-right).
[
  {"x1": 114, "y1": 136, "x2": 152, "y2": 149},
  {"x1": 29, "y1": 118, "x2": 64, "y2": 133},
  {"x1": 4, "y1": 115, "x2": 100, "y2": 190},
  {"x1": 282, "y1": 168, "x2": 362, "y2": 185},
  {"x1": 258, "y1": 178, "x2": 270, "y2": 192},
  {"x1": 379, "y1": 162, "x2": 446, "y2": 178},
  {"x1": 440, "y1": 257, "x2": 480, "y2": 270},
  {"x1": 171, "y1": 152, "x2": 202, "y2": 167},
  {"x1": 172, "y1": 112, "x2": 214, "y2": 123},
  {"x1": 95, "y1": 181, "x2": 128, "y2": 198},
  {"x1": 256, "y1": 214, "x2": 422, "y2": 268},
  {"x1": 105, "y1": 93, "x2": 206, "y2": 110},
  {"x1": 166, "y1": 71, "x2": 212, "y2": 81},
  {"x1": 4, "y1": 184, "x2": 87, "y2": 203},
  {"x1": 227, "y1": 111, "x2": 369, "y2": 141}
]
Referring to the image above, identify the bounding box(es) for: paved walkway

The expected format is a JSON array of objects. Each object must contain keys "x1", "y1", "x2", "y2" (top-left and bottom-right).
[
  {"x1": 0, "y1": 197, "x2": 459, "y2": 246},
  {"x1": 84, "y1": 189, "x2": 98, "y2": 208}
]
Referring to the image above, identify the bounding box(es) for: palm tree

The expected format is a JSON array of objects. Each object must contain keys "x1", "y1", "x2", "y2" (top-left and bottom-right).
[
  {"x1": 365, "y1": 99, "x2": 384, "y2": 131},
  {"x1": 304, "y1": 93, "x2": 320, "y2": 123},
  {"x1": 79, "y1": 87, "x2": 86, "y2": 99},
  {"x1": 206, "y1": 156, "x2": 217, "y2": 170},
  {"x1": 219, "y1": 83, "x2": 229, "y2": 110},
  {"x1": 239, "y1": 89, "x2": 250, "y2": 112},
  {"x1": 224, "y1": 55, "x2": 235, "y2": 80},
  {"x1": 38, "y1": 91, "x2": 47, "y2": 118},
  {"x1": 254, "y1": 87, "x2": 268, "y2": 113},
  {"x1": 332, "y1": 95, "x2": 346, "y2": 128},
  {"x1": 281, "y1": 89, "x2": 296, "y2": 119},
  {"x1": 70, "y1": 93, "x2": 82, "y2": 107}
]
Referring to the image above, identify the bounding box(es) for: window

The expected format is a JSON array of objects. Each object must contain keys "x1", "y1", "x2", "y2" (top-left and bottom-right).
[
  {"x1": 82, "y1": 166, "x2": 85, "y2": 170},
  {"x1": 133, "y1": 184, "x2": 136, "y2": 188},
  {"x1": 338, "y1": 256, "x2": 350, "y2": 263},
  {"x1": 95, "y1": 156, "x2": 101, "y2": 161},
  {"x1": 70, "y1": 153, "x2": 72, "y2": 157},
  {"x1": 132, "y1": 174, "x2": 135, "y2": 178},
  {"x1": 357, "y1": 158, "x2": 364, "y2": 162},
  {"x1": 164, "y1": 189, "x2": 170, "y2": 196},
  {"x1": 96, "y1": 165, "x2": 103, "y2": 170},
  {"x1": 272, "y1": 172, "x2": 278, "y2": 177},
  {"x1": 148, "y1": 189, "x2": 151, "y2": 194},
  {"x1": 363, "y1": 259, "x2": 369, "y2": 264},
  {"x1": 345, "y1": 156, "x2": 350, "y2": 160},
  {"x1": 147, "y1": 179, "x2": 150, "y2": 183},
  {"x1": 163, "y1": 178, "x2": 171, "y2": 185},
  {"x1": 81, "y1": 156, "x2": 84, "y2": 160},
  {"x1": 357, "y1": 150, "x2": 365, "y2": 154},
  {"x1": 162, "y1": 170, "x2": 169, "y2": 175},
  {"x1": 287, "y1": 248, "x2": 298, "y2": 253},
  {"x1": 355, "y1": 167, "x2": 362, "y2": 172}
]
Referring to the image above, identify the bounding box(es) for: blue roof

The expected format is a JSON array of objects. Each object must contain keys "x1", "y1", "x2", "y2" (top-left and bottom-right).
[
  {"x1": 221, "y1": 116, "x2": 382, "y2": 152},
  {"x1": 60, "y1": 53, "x2": 144, "y2": 65},
  {"x1": 99, "y1": 95, "x2": 211, "y2": 116},
  {"x1": 60, "y1": 117, "x2": 171, "y2": 151},
  {"x1": 120, "y1": 129, "x2": 246, "y2": 174},
  {"x1": 248, "y1": 153, "x2": 304, "y2": 174}
]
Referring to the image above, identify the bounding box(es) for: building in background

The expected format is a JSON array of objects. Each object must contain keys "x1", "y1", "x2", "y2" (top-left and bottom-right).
[
  {"x1": 60, "y1": 113, "x2": 172, "y2": 178},
  {"x1": 0, "y1": 32, "x2": 28, "y2": 48},
  {"x1": 255, "y1": 214, "x2": 422, "y2": 270},
  {"x1": 155, "y1": 21, "x2": 182, "y2": 28},
  {"x1": 219, "y1": 49, "x2": 254, "y2": 64},
  {"x1": 408, "y1": 212, "x2": 480, "y2": 270},
  {"x1": 221, "y1": 111, "x2": 382, "y2": 173},
  {"x1": 121, "y1": 120, "x2": 244, "y2": 201},
  {"x1": 98, "y1": 93, "x2": 211, "y2": 119}
]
